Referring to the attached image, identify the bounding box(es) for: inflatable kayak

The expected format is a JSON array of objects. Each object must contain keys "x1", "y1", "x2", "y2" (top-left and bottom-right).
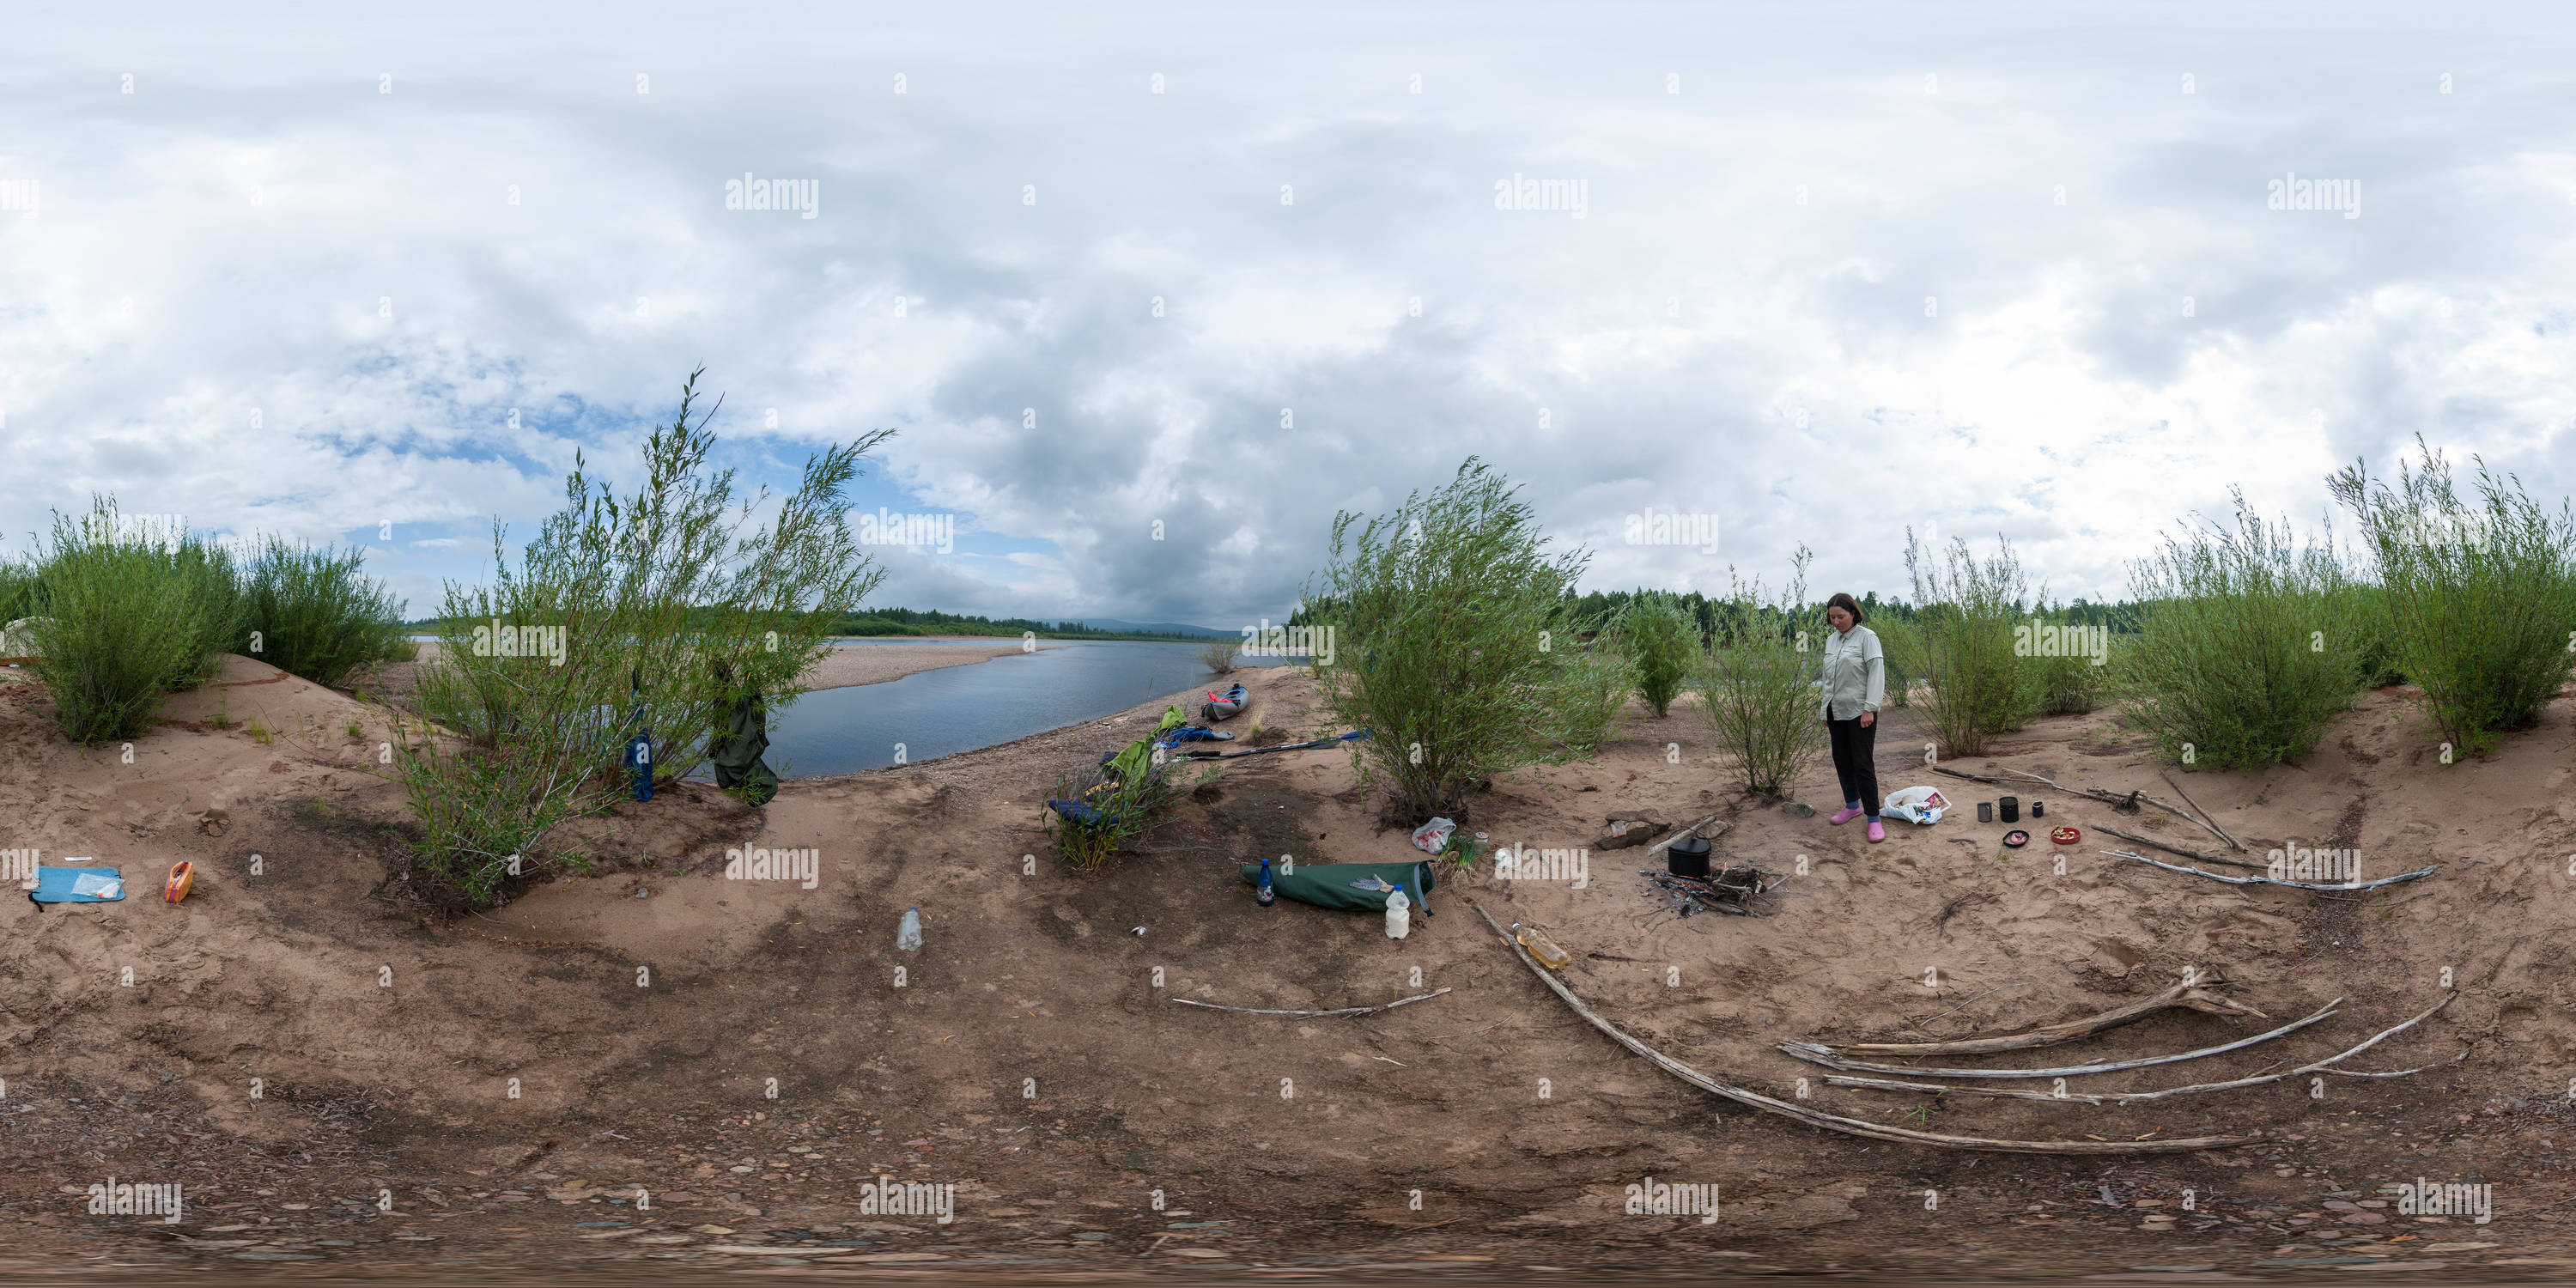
[{"x1": 1200, "y1": 683, "x2": 1248, "y2": 721}]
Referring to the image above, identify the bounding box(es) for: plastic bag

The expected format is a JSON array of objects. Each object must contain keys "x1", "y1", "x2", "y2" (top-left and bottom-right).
[
  {"x1": 1880, "y1": 786, "x2": 1949, "y2": 825},
  {"x1": 1410, "y1": 817, "x2": 1458, "y2": 854},
  {"x1": 70, "y1": 872, "x2": 124, "y2": 899}
]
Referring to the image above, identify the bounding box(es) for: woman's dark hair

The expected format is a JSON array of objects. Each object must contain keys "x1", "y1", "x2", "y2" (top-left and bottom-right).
[{"x1": 1825, "y1": 592, "x2": 1866, "y2": 625}]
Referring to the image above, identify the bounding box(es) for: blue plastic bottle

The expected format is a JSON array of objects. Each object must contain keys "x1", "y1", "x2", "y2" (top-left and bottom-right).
[{"x1": 1256, "y1": 857, "x2": 1275, "y2": 907}]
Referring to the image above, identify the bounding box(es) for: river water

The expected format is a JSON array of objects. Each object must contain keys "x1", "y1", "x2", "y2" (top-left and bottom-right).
[{"x1": 761, "y1": 640, "x2": 1287, "y2": 779}]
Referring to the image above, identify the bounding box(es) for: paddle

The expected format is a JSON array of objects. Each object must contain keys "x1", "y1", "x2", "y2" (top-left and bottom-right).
[{"x1": 1182, "y1": 729, "x2": 1372, "y2": 760}]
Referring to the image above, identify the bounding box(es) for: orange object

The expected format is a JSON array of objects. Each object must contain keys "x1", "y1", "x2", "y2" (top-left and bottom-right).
[{"x1": 163, "y1": 860, "x2": 194, "y2": 904}]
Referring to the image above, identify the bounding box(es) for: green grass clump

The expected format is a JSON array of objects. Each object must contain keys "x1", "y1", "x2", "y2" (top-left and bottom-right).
[
  {"x1": 25, "y1": 500, "x2": 246, "y2": 744},
  {"x1": 2112, "y1": 494, "x2": 2360, "y2": 769},
  {"x1": 238, "y1": 537, "x2": 410, "y2": 689},
  {"x1": 1305, "y1": 458, "x2": 1592, "y2": 823},
  {"x1": 2332, "y1": 438, "x2": 2576, "y2": 756},
  {"x1": 1044, "y1": 756, "x2": 1188, "y2": 871}
]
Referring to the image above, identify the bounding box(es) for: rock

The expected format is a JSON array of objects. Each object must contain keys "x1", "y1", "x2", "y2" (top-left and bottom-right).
[
  {"x1": 199, "y1": 808, "x2": 229, "y2": 836},
  {"x1": 1595, "y1": 811, "x2": 1670, "y2": 850}
]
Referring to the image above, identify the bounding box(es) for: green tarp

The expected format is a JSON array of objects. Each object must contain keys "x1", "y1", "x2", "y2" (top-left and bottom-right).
[{"x1": 1238, "y1": 860, "x2": 1433, "y2": 914}]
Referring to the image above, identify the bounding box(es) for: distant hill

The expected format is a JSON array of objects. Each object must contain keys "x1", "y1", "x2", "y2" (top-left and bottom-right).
[{"x1": 1069, "y1": 619, "x2": 1235, "y2": 639}]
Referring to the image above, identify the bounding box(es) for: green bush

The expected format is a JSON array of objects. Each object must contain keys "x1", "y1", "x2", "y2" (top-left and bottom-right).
[
  {"x1": 0, "y1": 559, "x2": 38, "y2": 623},
  {"x1": 395, "y1": 369, "x2": 890, "y2": 909},
  {"x1": 238, "y1": 537, "x2": 410, "y2": 690},
  {"x1": 1904, "y1": 531, "x2": 2033, "y2": 756},
  {"x1": 2331, "y1": 438, "x2": 2576, "y2": 756},
  {"x1": 2019, "y1": 612, "x2": 2113, "y2": 716},
  {"x1": 2111, "y1": 495, "x2": 2360, "y2": 769},
  {"x1": 1542, "y1": 635, "x2": 1636, "y2": 757},
  {"x1": 1696, "y1": 548, "x2": 1826, "y2": 796},
  {"x1": 1043, "y1": 756, "x2": 1188, "y2": 872},
  {"x1": 1305, "y1": 458, "x2": 1590, "y2": 823},
  {"x1": 25, "y1": 500, "x2": 245, "y2": 743},
  {"x1": 1617, "y1": 592, "x2": 1698, "y2": 717},
  {"x1": 1871, "y1": 614, "x2": 1923, "y2": 708},
  {"x1": 2342, "y1": 583, "x2": 2408, "y2": 688}
]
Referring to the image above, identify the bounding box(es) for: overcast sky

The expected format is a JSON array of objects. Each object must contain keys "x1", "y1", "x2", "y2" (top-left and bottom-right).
[{"x1": 3, "y1": 2, "x2": 2571, "y2": 627}]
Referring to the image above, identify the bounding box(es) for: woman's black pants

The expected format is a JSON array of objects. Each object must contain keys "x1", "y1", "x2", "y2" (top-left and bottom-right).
[{"x1": 1827, "y1": 714, "x2": 1879, "y2": 812}]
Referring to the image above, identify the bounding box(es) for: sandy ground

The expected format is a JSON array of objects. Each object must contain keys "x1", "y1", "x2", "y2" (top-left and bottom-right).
[
  {"x1": 3, "y1": 656, "x2": 2574, "y2": 1279},
  {"x1": 368, "y1": 637, "x2": 1040, "y2": 702}
]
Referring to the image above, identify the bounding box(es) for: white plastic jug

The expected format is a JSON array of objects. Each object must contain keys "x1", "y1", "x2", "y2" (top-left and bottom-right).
[{"x1": 1384, "y1": 887, "x2": 1410, "y2": 939}]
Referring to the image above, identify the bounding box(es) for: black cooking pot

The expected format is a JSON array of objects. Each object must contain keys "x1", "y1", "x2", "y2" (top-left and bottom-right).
[{"x1": 1668, "y1": 835, "x2": 1712, "y2": 878}]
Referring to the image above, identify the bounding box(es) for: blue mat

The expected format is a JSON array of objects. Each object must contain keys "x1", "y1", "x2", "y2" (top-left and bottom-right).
[{"x1": 30, "y1": 866, "x2": 125, "y2": 903}]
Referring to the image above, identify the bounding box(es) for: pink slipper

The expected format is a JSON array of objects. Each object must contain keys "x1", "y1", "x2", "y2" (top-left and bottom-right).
[
  {"x1": 1867, "y1": 819, "x2": 1886, "y2": 843},
  {"x1": 1828, "y1": 805, "x2": 1864, "y2": 825}
]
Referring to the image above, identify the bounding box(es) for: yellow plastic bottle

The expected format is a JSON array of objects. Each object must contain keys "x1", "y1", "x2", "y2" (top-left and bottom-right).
[{"x1": 1511, "y1": 921, "x2": 1573, "y2": 970}]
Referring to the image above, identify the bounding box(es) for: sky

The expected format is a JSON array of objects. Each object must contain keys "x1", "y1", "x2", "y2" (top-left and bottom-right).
[{"x1": 3, "y1": 2, "x2": 2572, "y2": 628}]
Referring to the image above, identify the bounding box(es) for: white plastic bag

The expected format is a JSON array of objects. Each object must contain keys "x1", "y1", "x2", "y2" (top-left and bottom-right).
[
  {"x1": 1410, "y1": 817, "x2": 1457, "y2": 854},
  {"x1": 1880, "y1": 786, "x2": 1949, "y2": 825}
]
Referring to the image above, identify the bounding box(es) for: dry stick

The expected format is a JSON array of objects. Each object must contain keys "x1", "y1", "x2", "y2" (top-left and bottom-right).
[
  {"x1": 1466, "y1": 900, "x2": 2263, "y2": 1155},
  {"x1": 2105, "y1": 848, "x2": 2438, "y2": 893},
  {"x1": 1640, "y1": 813, "x2": 1732, "y2": 858},
  {"x1": 1827, "y1": 978, "x2": 2266, "y2": 1056},
  {"x1": 2095, "y1": 824, "x2": 2271, "y2": 872},
  {"x1": 2160, "y1": 769, "x2": 2246, "y2": 853},
  {"x1": 1821, "y1": 996, "x2": 2458, "y2": 1104},
  {"x1": 1779, "y1": 998, "x2": 2344, "y2": 1079},
  {"x1": 1169, "y1": 987, "x2": 1452, "y2": 1018}
]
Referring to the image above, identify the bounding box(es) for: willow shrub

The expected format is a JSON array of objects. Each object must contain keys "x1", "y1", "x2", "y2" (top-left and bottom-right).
[
  {"x1": 395, "y1": 369, "x2": 889, "y2": 908},
  {"x1": 2113, "y1": 495, "x2": 2360, "y2": 769},
  {"x1": 1904, "y1": 531, "x2": 2032, "y2": 757},
  {"x1": 1617, "y1": 592, "x2": 1698, "y2": 718},
  {"x1": 1697, "y1": 548, "x2": 1826, "y2": 797},
  {"x1": 27, "y1": 500, "x2": 246, "y2": 743},
  {"x1": 1544, "y1": 634, "x2": 1635, "y2": 758},
  {"x1": 2331, "y1": 438, "x2": 2576, "y2": 756},
  {"x1": 237, "y1": 537, "x2": 411, "y2": 689},
  {"x1": 1306, "y1": 458, "x2": 1589, "y2": 823}
]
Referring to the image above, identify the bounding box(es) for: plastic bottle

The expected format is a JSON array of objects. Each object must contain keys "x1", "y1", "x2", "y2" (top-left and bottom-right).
[
  {"x1": 1384, "y1": 886, "x2": 1410, "y2": 939},
  {"x1": 1511, "y1": 921, "x2": 1572, "y2": 970},
  {"x1": 1256, "y1": 857, "x2": 1276, "y2": 907},
  {"x1": 896, "y1": 908, "x2": 922, "y2": 951}
]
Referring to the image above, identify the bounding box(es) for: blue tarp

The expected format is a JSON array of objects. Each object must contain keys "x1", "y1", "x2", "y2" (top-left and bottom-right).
[{"x1": 31, "y1": 866, "x2": 125, "y2": 903}]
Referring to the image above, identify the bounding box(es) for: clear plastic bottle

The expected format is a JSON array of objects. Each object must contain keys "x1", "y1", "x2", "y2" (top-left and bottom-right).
[
  {"x1": 1384, "y1": 886, "x2": 1410, "y2": 939},
  {"x1": 1511, "y1": 921, "x2": 1571, "y2": 970},
  {"x1": 896, "y1": 907, "x2": 923, "y2": 951}
]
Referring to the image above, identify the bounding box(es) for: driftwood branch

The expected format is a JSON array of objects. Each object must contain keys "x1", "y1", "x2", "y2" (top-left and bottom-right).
[
  {"x1": 1641, "y1": 813, "x2": 1730, "y2": 858},
  {"x1": 1929, "y1": 765, "x2": 2002, "y2": 786},
  {"x1": 1825, "y1": 977, "x2": 2267, "y2": 1056},
  {"x1": 1170, "y1": 988, "x2": 1451, "y2": 1018},
  {"x1": 1780, "y1": 998, "x2": 2344, "y2": 1079},
  {"x1": 1822, "y1": 996, "x2": 2457, "y2": 1104},
  {"x1": 2097, "y1": 824, "x2": 2270, "y2": 872},
  {"x1": 1467, "y1": 901, "x2": 2263, "y2": 1155},
  {"x1": 2106, "y1": 849, "x2": 2438, "y2": 892},
  {"x1": 2160, "y1": 769, "x2": 2246, "y2": 852}
]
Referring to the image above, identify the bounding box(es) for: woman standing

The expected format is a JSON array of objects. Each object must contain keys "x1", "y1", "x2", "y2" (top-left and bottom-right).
[{"x1": 1819, "y1": 592, "x2": 1886, "y2": 843}]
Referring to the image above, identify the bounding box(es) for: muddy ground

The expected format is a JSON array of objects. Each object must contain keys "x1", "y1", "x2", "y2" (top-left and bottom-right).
[{"x1": 3, "y1": 656, "x2": 2573, "y2": 1282}]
